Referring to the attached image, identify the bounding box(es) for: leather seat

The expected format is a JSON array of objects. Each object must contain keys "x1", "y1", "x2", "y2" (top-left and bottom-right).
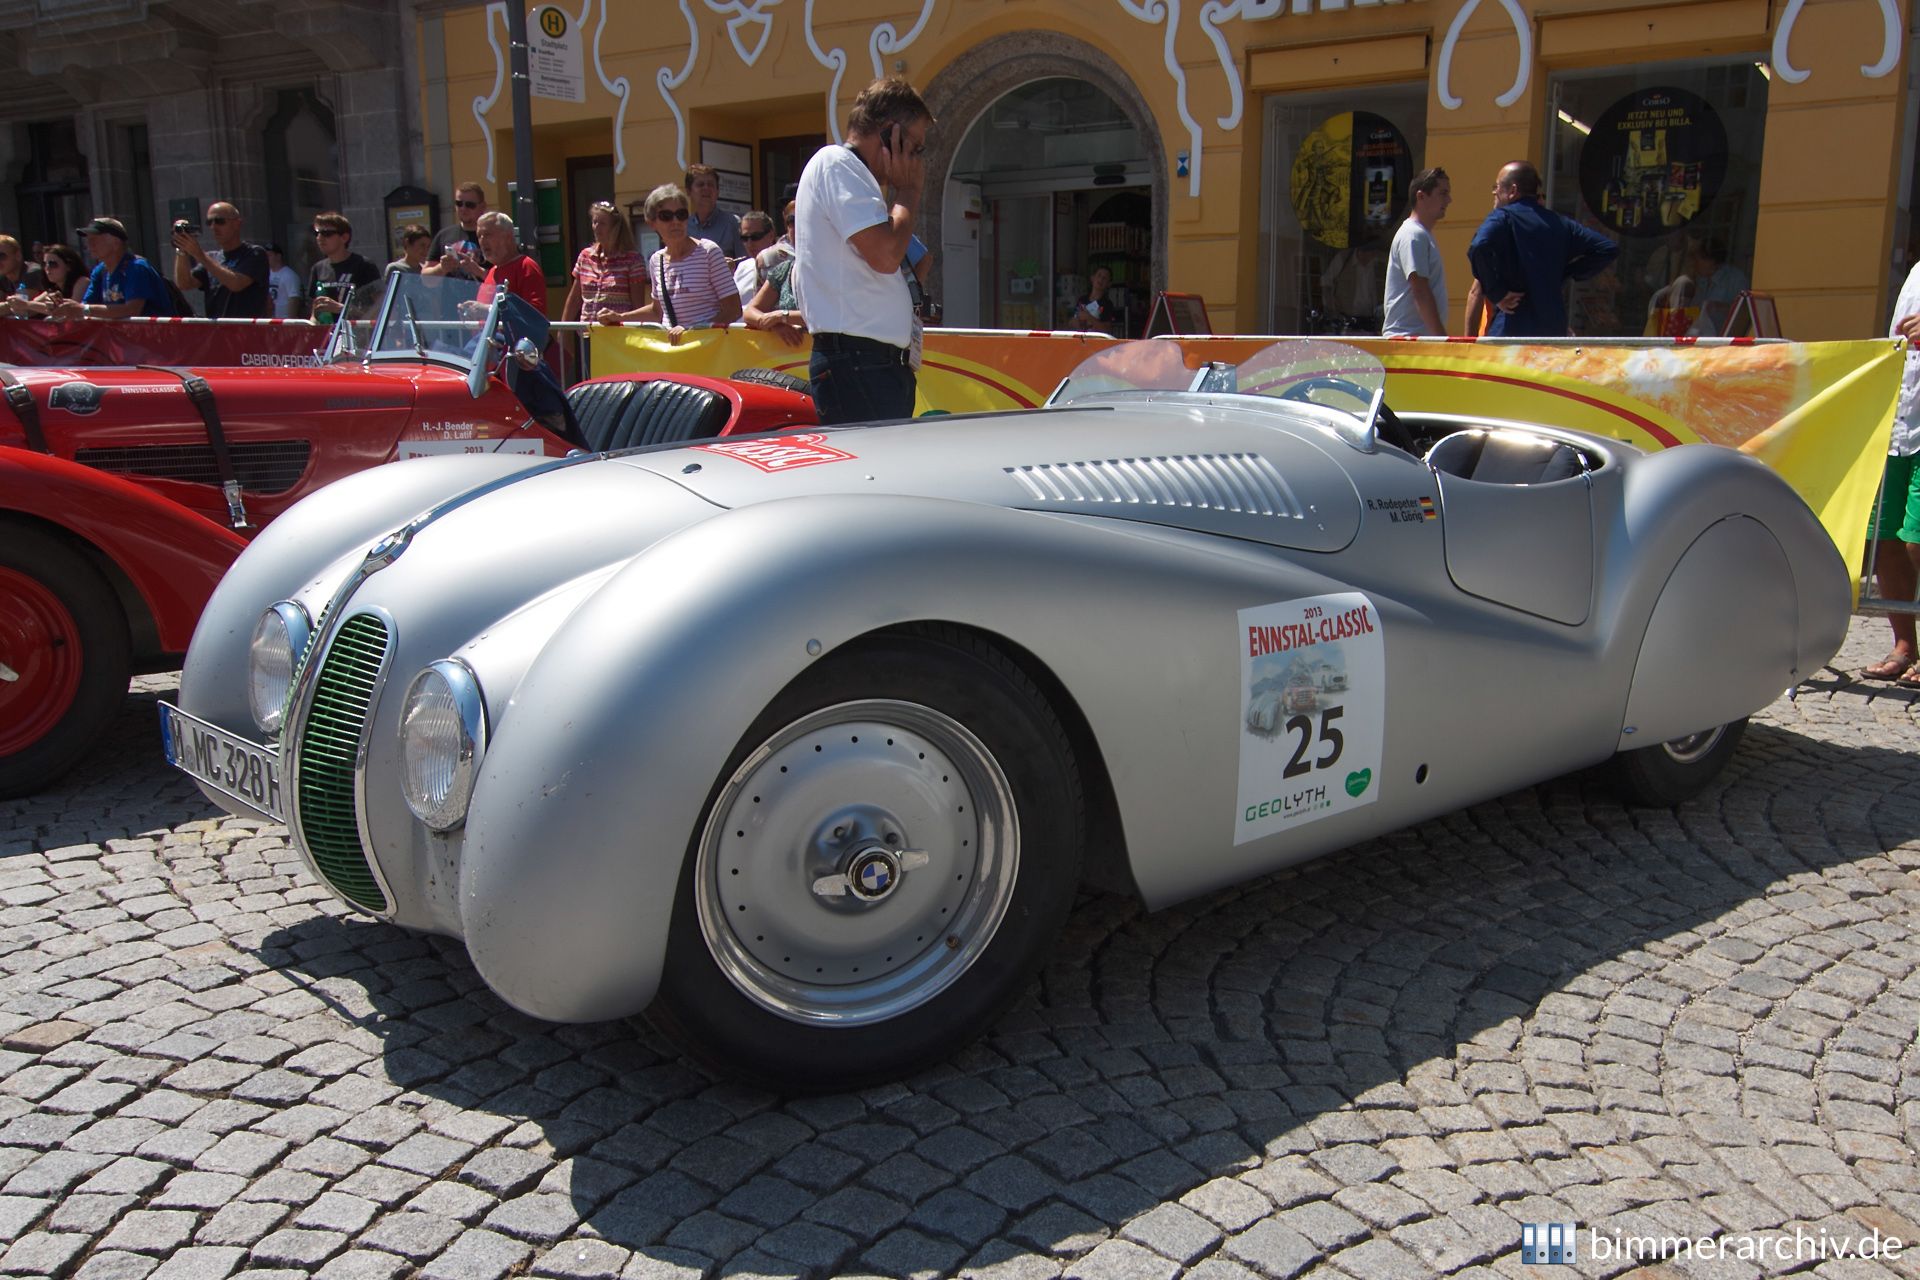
[
  {"x1": 566, "y1": 379, "x2": 732, "y2": 453},
  {"x1": 1427, "y1": 430, "x2": 1585, "y2": 485}
]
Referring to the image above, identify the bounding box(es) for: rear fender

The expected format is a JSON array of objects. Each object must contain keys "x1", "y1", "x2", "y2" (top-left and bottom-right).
[
  {"x1": 0, "y1": 448, "x2": 246, "y2": 653},
  {"x1": 458, "y1": 494, "x2": 1350, "y2": 1023}
]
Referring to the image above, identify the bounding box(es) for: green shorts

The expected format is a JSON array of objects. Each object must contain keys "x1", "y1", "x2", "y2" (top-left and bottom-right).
[{"x1": 1877, "y1": 454, "x2": 1920, "y2": 543}]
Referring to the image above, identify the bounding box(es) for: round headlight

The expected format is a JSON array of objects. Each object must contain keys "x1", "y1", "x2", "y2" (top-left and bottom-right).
[
  {"x1": 400, "y1": 660, "x2": 487, "y2": 832},
  {"x1": 248, "y1": 602, "x2": 311, "y2": 733}
]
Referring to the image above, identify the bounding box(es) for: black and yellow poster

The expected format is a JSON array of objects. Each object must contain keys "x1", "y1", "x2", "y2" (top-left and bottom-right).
[
  {"x1": 1578, "y1": 87, "x2": 1728, "y2": 237},
  {"x1": 1290, "y1": 112, "x2": 1413, "y2": 251}
]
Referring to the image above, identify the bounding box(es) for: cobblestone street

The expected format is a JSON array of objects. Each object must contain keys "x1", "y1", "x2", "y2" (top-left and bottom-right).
[{"x1": 0, "y1": 615, "x2": 1915, "y2": 1280}]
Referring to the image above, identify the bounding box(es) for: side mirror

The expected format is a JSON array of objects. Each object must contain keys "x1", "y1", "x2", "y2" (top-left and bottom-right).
[{"x1": 512, "y1": 337, "x2": 542, "y2": 370}]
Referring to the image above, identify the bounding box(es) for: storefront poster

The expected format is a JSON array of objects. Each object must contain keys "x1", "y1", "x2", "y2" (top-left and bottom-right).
[
  {"x1": 1288, "y1": 112, "x2": 1413, "y2": 251},
  {"x1": 1236, "y1": 593, "x2": 1385, "y2": 846},
  {"x1": 1578, "y1": 86, "x2": 1728, "y2": 238},
  {"x1": 587, "y1": 328, "x2": 1898, "y2": 584}
]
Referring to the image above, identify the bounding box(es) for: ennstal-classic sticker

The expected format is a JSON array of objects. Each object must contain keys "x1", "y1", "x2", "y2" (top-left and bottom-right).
[
  {"x1": 1235, "y1": 592, "x2": 1385, "y2": 845},
  {"x1": 694, "y1": 433, "x2": 855, "y2": 472}
]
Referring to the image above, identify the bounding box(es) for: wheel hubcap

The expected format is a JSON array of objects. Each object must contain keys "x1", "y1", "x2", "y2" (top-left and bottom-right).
[
  {"x1": 0, "y1": 567, "x2": 83, "y2": 756},
  {"x1": 1660, "y1": 724, "x2": 1725, "y2": 764},
  {"x1": 694, "y1": 699, "x2": 1018, "y2": 1026}
]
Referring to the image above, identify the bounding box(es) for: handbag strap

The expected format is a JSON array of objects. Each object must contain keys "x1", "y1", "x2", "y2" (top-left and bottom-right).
[{"x1": 656, "y1": 252, "x2": 677, "y2": 327}]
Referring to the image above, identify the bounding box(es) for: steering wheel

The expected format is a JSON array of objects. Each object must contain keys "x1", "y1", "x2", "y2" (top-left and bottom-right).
[
  {"x1": 1277, "y1": 375, "x2": 1376, "y2": 408},
  {"x1": 1373, "y1": 401, "x2": 1418, "y2": 453},
  {"x1": 1278, "y1": 375, "x2": 1420, "y2": 453}
]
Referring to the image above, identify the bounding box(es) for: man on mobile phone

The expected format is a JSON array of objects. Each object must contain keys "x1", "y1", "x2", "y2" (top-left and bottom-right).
[
  {"x1": 426, "y1": 182, "x2": 490, "y2": 281},
  {"x1": 794, "y1": 76, "x2": 933, "y2": 425}
]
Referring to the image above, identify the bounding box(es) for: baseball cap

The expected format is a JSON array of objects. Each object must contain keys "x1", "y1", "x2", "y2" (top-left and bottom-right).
[
  {"x1": 77, "y1": 217, "x2": 128, "y2": 240},
  {"x1": 266, "y1": 243, "x2": 285, "y2": 256}
]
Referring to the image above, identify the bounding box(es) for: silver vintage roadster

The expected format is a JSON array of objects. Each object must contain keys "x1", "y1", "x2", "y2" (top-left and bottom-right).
[{"x1": 164, "y1": 340, "x2": 1848, "y2": 1089}]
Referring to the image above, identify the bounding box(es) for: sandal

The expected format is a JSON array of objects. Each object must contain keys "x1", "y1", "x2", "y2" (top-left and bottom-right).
[
  {"x1": 1861, "y1": 652, "x2": 1917, "y2": 680},
  {"x1": 1897, "y1": 669, "x2": 1920, "y2": 690}
]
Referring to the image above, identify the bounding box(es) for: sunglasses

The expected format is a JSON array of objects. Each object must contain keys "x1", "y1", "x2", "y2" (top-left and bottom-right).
[
  {"x1": 313, "y1": 228, "x2": 342, "y2": 238},
  {"x1": 207, "y1": 216, "x2": 231, "y2": 225},
  {"x1": 744, "y1": 227, "x2": 774, "y2": 241},
  {"x1": 654, "y1": 208, "x2": 690, "y2": 221},
  {"x1": 455, "y1": 199, "x2": 482, "y2": 209}
]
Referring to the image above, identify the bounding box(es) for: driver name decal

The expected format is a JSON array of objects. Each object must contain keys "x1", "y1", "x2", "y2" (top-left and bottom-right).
[
  {"x1": 1236, "y1": 592, "x2": 1385, "y2": 845},
  {"x1": 1366, "y1": 495, "x2": 1437, "y2": 523},
  {"x1": 695, "y1": 433, "x2": 855, "y2": 472}
]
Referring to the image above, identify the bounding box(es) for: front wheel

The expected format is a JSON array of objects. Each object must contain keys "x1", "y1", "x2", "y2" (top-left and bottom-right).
[
  {"x1": 0, "y1": 526, "x2": 133, "y2": 798},
  {"x1": 1606, "y1": 718, "x2": 1746, "y2": 807},
  {"x1": 651, "y1": 629, "x2": 1084, "y2": 1092}
]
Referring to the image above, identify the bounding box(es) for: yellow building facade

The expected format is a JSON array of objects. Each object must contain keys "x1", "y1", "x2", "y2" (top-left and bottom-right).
[{"x1": 418, "y1": 0, "x2": 1915, "y2": 340}]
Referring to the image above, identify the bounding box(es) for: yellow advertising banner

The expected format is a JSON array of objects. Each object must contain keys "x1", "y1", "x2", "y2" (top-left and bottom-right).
[{"x1": 588, "y1": 328, "x2": 1900, "y2": 579}]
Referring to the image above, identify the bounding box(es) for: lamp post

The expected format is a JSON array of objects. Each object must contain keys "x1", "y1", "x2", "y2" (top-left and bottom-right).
[{"x1": 506, "y1": 1, "x2": 538, "y2": 248}]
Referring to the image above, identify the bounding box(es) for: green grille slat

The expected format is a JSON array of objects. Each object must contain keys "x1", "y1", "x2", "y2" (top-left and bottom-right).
[{"x1": 295, "y1": 612, "x2": 389, "y2": 912}]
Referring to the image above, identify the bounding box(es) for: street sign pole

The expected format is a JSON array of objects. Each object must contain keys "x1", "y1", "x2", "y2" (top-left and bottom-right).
[{"x1": 506, "y1": 1, "x2": 538, "y2": 250}]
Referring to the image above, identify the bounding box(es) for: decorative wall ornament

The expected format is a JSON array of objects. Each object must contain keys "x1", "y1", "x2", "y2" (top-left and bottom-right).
[
  {"x1": 472, "y1": 2, "x2": 508, "y2": 183},
  {"x1": 868, "y1": 0, "x2": 936, "y2": 79},
  {"x1": 1771, "y1": 0, "x2": 1901, "y2": 84},
  {"x1": 1118, "y1": 0, "x2": 1208, "y2": 197},
  {"x1": 591, "y1": 0, "x2": 634, "y2": 172},
  {"x1": 658, "y1": 0, "x2": 701, "y2": 170},
  {"x1": 474, "y1": 0, "x2": 633, "y2": 179},
  {"x1": 1436, "y1": 0, "x2": 1531, "y2": 110},
  {"x1": 704, "y1": 0, "x2": 782, "y2": 66},
  {"x1": 803, "y1": 0, "x2": 850, "y2": 142}
]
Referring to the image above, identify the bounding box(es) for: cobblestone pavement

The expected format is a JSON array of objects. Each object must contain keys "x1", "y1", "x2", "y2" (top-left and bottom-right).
[{"x1": 1, "y1": 616, "x2": 1917, "y2": 1280}]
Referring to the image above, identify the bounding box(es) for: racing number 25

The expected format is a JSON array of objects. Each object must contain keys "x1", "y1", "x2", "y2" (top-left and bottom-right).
[{"x1": 1282, "y1": 706, "x2": 1344, "y2": 778}]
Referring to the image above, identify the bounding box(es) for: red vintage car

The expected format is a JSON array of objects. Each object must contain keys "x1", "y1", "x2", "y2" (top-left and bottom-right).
[{"x1": 0, "y1": 276, "x2": 815, "y2": 796}]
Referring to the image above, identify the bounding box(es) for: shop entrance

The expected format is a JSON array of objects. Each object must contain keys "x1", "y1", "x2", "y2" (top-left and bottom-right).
[
  {"x1": 1260, "y1": 84, "x2": 1428, "y2": 335},
  {"x1": 946, "y1": 78, "x2": 1151, "y2": 332}
]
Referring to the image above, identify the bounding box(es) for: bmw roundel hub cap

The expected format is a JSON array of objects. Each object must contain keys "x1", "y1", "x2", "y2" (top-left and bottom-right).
[{"x1": 849, "y1": 850, "x2": 899, "y2": 902}]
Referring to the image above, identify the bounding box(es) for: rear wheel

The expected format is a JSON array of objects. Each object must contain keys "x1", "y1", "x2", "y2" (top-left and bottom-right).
[
  {"x1": 1606, "y1": 718, "x2": 1746, "y2": 807},
  {"x1": 729, "y1": 366, "x2": 811, "y2": 395},
  {"x1": 652, "y1": 630, "x2": 1083, "y2": 1091},
  {"x1": 0, "y1": 527, "x2": 132, "y2": 798}
]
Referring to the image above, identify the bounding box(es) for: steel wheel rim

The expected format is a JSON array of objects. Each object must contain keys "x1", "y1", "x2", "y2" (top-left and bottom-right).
[
  {"x1": 694, "y1": 698, "x2": 1019, "y2": 1026},
  {"x1": 0, "y1": 567, "x2": 84, "y2": 756},
  {"x1": 1660, "y1": 724, "x2": 1725, "y2": 765}
]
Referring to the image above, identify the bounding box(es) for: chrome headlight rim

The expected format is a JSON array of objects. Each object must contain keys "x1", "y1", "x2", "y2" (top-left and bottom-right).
[
  {"x1": 248, "y1": 601, "x2": 312, "y2": 734},
  {"x1": 399, "y1": 658, "x2": 488, "y2": 833}
]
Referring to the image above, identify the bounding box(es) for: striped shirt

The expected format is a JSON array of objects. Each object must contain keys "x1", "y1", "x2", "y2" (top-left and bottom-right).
[
  {"x1": 572, "y1": 245, "x2": 644, "y2": 321},
  {"x1": 649, "y1": 240, "x2": 734, "y2": 328}
]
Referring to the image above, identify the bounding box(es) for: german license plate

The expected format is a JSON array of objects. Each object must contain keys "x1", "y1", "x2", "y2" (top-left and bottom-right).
[{"x1": 159, "y1": 701, "x2": 285, "y2": 822}]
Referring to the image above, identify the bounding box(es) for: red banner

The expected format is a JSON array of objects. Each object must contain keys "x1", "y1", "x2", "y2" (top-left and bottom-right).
[{"x1": 0, "y1": 319, "x2": 329, "y2": 368}]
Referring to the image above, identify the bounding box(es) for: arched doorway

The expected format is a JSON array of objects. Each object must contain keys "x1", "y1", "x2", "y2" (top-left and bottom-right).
[
  {"x1": 922, "y1": 38, "x2": 1165, "y2": 332},
  {"x1": 262, "y1": 88, "x2": 340, "y2": 282}
]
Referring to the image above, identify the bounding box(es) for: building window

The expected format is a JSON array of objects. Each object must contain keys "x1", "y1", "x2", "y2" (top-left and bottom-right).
[
  {"x1": 1546, "y1": 59, "x2": 1768, "y2": 337},
  {"x1": 1260, "y1": 84, "x2": 1428, "y2": 335},
  {"x1": 263, "y1": 88, "x2": 340, "y2": 279}
]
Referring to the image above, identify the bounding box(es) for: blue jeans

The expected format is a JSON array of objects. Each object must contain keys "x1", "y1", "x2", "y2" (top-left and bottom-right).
[{"x1": 810, "y1": 341, "x2": 916, "y2": 425}]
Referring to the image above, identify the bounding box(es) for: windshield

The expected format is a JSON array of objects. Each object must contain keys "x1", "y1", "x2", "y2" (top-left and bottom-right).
[
  {"x1": 1047, "y1": 339, "x2": 1386, "y2": 445},
  {"x1": 326, "y1": 273, "x2": 494, "y2": 366}
]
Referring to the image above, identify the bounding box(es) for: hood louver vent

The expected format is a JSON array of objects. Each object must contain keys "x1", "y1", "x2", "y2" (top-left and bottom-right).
[{"x1": 1006, "y1": 453, "x2": 1303, "y2": 518}]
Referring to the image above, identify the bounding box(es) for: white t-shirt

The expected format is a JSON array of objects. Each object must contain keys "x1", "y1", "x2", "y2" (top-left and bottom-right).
[
  {"x1": 267, "y1": 265, "x2": 301, "y2": 319},
  {"x1": 733, "y1": 256, "x2": 760, "y2": 301},
  {"x1": 1891, "y1": 262, "x2": 1920, "y2": 456},
  {"x1": 794, "y1": 143, "x2": 912, "y2": 348},
  {"x1": 1381, "y1": 218, "x2": 1446, "y2": 337}
]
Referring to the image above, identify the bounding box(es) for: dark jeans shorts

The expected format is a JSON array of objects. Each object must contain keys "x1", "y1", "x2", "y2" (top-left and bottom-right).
[{"x1": 809, "y1": 335, "x2": 916, "y2": 425}]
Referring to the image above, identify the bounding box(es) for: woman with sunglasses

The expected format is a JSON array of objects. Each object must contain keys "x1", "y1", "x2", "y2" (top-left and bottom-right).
[
  {"x1": 562, "y1": 202, "x2": 645, "y2": 327},
  {"x1": 35, "y1": 245, "x2": 87, "y2": 303},
  {"x1": 613, "y1": 184, "x2": 740, "y2": 343}
]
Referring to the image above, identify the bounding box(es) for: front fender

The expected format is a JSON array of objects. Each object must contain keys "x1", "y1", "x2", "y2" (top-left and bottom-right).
[
  {"x1": 0, "y1": 447, "x2": 246, "y2": 652},
  {"x1": 457, "y1": 494, "x2": 1352, "y2": 1023},
  {"x1": 180, "y1": 452, "x2": 547, "y2": 736}
]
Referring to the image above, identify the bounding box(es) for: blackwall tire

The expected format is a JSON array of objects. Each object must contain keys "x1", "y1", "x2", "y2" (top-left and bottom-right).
[
  {"x1": 1606, "y1": 718, "x2": 1747, "y2": 808},
  {"x1": 729, "y1": 367, "x2": 811, "y2": 395},
  {"x1": 0, "y1": 527, "x2": 132, "y2": 798},
  {"x1": 652, "y1": 628, "x2": 1083, "y2": 1092}
]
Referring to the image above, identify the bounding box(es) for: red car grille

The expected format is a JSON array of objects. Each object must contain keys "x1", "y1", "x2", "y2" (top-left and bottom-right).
[{"x1": 75, "y1": 441, "x2": 313, "y2": 494}]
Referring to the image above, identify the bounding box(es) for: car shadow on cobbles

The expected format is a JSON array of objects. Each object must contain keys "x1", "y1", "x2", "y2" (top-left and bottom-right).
[{"x1": 231, "y1": 715, "x2": 1920, "y2": 1279}]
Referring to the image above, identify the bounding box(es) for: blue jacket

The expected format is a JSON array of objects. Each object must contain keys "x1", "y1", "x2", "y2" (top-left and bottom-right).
[{"x1": 1467, "y1": 198, "x2": 1619, "y2": 337}]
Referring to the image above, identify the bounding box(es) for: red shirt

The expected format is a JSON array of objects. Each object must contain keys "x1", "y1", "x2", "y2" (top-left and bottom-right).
[
  {"x1": 571, "y1": 245, "x2": 644, "y2": 321},
  {"x1": 479, "y1": 253, "x2": 548, "y2": 315}
]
